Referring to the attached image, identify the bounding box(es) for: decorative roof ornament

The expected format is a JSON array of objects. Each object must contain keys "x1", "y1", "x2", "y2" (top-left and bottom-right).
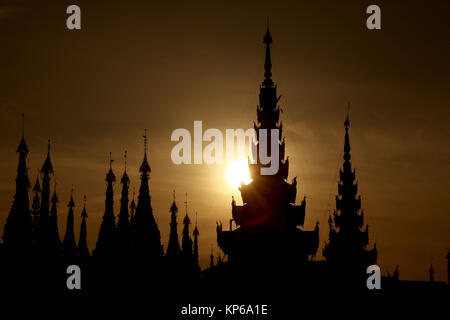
[
  {"x1": 344, "y1": 105, "x2": 351, "y2": 162},
  {"x1": 139, "y1": 129, "x2": 151, "y2": 174},
  {"x1": 68, "y1": 185, "x2": 75, "y2": 208},
  {"x1": 41, "y1": 138, "x2": 54, "y2": 174},
  {"x1": 81, "y1": 195, "x2": 88, "y2": 218},
  {"x1": 263, "y1": 17, "x2": 273, "y2": 83},
  {"x1": 121, "y1": 150, "x2": 130, "y2": 184},
  {"x1": 106, "y1": 152, "x2": 116, "y2": 183}
]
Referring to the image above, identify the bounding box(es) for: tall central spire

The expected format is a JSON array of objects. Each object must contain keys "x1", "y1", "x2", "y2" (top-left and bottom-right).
[{"x1": 217, "y1": 26, "x2": 319, "y2": 270}]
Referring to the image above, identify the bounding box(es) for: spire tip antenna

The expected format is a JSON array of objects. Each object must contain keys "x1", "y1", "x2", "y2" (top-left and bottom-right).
[
  {"x1": 344, "y1": 102, "x2": 350, "y2": 128},
  {"x1": 109, "y1": 152, "x2": 114, "y2": 169}
]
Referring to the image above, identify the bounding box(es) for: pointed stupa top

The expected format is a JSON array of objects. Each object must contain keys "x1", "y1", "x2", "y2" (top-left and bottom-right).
[
  {"x1": 344, "y1": 108, "x2": 351, "y2": 162},
  {"x1": 183, "y1": 192, "x2": 190, "y2": 224},
  {"x1": 68, "y1": 185, "x2": 75, "y2": 208},
  {"x1": 33, "y1": 174, "x2": 41, "y2": 193},
  {"x1": 106, "y1": 152, "x2": 116, "y2": 183},
  {"x1": 51, "y1": 179, "x2": 58, "y2": 204},
  {"x1": 81, "y1": 195, "x2": 87, "y2": 218},
  {"x1": 41, "y1": 139, "x2": 54, "y2": 174},
  {"x1": 139, "y1": 129, "x2": 151, "y2": 174},
  {"x1": 130, "y1": 188, "x2": 136, "y2": 210},
  {"x1": 193, "y1": 212, "x2": 199, "y2": 236},
  {"x1": 263, "y1": 18, "x2": 273, "y2": 83},
  {"x1": 170, "y1": 189, "x2": 178, "y2": 212},
  {"x1": 17, "y1": 113, "x2": 29, "y2": 154},
  {"x1": 121, "y1": 150, "x2": 130, "y2": 184}
]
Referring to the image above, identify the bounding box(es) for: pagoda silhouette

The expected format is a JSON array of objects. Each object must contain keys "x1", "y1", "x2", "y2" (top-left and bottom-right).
[
  {"x1": 216, "y1": 25, "x2": 319, "y2": 285},
  {"x1": 0, "y1": 26, "x2": 448, "y2": 299}
]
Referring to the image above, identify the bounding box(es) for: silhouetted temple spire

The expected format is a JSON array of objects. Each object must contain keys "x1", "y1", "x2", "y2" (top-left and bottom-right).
[
  {"x1": 393, "y1": 264, "x2": 400, "y2": 281},
  {"x1": 217, "y1": 27, "x2": 319, "y2": 268},
  {"x1": 210, "y1": 249, "x2": 214, "y2": 269},
  {"x1": 37, "y1": 139, "x2": 55, "y2": 255},
  {"x1": 62, "y1": 186, "x2": 77, "y2": 260},
  {"x1": 129, "y1": 188, "x2": 136, "y2": 240},
  {"x1": 3, "y1": 114, "x2": 32, "y2": 251},
  {"x1": 344, "y1": 113, "x2": 351, "y2": 161},
  {"x1": 323, "y1": 113, "x2": 377, "y2": 268},
  {"x1": 263, "y1": 19, "x2": 273, "y2": 85},
  {"x1": 166, "y1": 190, "x2": 181, "y2": 259},
  {"x1": 49, "y1": 179, "x2": 61, "y2": 254},
  {"x1": 139, "y1": 129, "x2": 151, "y2": 174},
  {"x1": 95, "y1": 153, "x2": 117, "y2": 256},
  {"x1": 193, "y1": 212, "x2": 200, "y2": 273},
  {"x1": 78, "y1": 195, "x2": 90, "y2": 260},
  {"x1": 132, "y1": 131, "x2": 162, "y2": 257},
  {"x1": 117, "y1": 151, "x2": 131, "y2": 253},
  {"x1": 446, "y1": 249, "x2": 449, "y2": 285},
  {"x1": 181, "y1": 193, "x2": 193, "y2": 261},
  {"x1": 181, "y1": 212, "x2": 192, "y2": 264}
]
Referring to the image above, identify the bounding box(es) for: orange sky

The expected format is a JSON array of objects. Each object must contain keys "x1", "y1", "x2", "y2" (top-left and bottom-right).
[{"x1": 0, "y1": 0, "x2": 449, "y2": 281}]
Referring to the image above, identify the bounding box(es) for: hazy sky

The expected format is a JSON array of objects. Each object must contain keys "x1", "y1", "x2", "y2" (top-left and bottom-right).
[{"x1": 0, "y1": 0, "x2": 449, "y2": 281}]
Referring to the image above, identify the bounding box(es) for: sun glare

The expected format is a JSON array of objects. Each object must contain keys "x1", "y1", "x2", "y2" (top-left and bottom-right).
[{"x1": 226, "y1": 159, "x2": 252, "y2": 190}]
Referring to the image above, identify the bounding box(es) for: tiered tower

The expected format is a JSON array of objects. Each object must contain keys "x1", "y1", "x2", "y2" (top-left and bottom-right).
[
  {"x1": 217, "y1": 26, "x2": 319, "y2": 268},
  {"x1": 132, "y1": 131, "x2": 162, "y2": 257},
  {"x1": 3, "y1": 114, "x2": 32, "y2": 252},
  {"x1": 323, "y1": 115, "x2": 377, "y2": 269}
]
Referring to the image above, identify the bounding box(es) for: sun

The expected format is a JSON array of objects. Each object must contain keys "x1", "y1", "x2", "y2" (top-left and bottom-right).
[{"x1": 226, "y1": 159, "x2": 252, "y2": 190}]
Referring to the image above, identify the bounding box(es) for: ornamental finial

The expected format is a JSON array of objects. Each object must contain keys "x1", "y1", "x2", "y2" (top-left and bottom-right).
[
  {"x1": 109, "y1": 152, "x2": 114, "y2": 169},
  {"x1": 263, "y1": 19, "x2": 272, "y2": 81},
  {"x1": 143, "y1": 129, "x2": 148, "y2": 154},
  {"x1": 345, "y1": 102, "x2": 350, "y2": 128},
  {"x1": 21, "y1": 113, "x2": 25, "y2": 139}
]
